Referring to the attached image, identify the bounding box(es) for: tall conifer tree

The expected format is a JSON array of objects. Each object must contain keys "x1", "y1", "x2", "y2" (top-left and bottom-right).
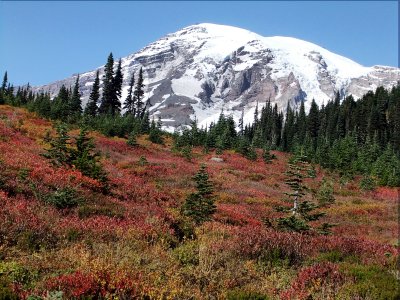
[
  {"x1": 84, "y1": 70, "x2": 100, "y2": 117},
  {"x1": 112, "y1": 58, "x2": 123, "y2": 114},
  {"x1": 123, "y1": 73, "x2": 135, "y2": 115},
  {"x1": 298, "y1": 100, "x2": 306, "y2": 142},
  {"x1": 134, "y1": 67, "x2": 145, "y2": 118},
  {"x1": 70, "y1": 75, "x2": 82, "y2": 116},
  {"x1": 1, "y1": 71, "x2": 8, "y2": 92},
  {"x1": 182, "y1": 164, "x2": 216, "y2": 224},
  {"x1": 51, "y1": 85, "x2": 70, "y2": 119},
  {"x1": 99, "y1": 53, "x2": 115, "y2": 115}
]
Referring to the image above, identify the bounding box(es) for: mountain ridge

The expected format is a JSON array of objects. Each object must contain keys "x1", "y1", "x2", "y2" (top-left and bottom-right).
[{"x1": 32, "y1": 23, "x2": 400, "y2": 131}]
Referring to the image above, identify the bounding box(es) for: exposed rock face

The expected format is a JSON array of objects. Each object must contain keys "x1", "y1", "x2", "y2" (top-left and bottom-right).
[{"x1": 31, "y1": 23, "x2": 400, "y2": 131}]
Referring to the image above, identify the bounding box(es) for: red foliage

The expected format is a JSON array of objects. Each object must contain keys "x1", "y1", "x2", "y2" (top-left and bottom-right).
[
  {"x1": 231, "y1": 225, "x2": 315, "y2": 263},
  {"x1": 45, "y1": 271, "x2": 98, "y2": 298},
  {"x1": 0, "y1": 106, "x2": 398, "y2": 298},
  {"x1": 373, "y1": 186, "x2": 400, "y2": 201},
  {"x1": 214, "y1": 203, "x2": 263, "y2": 226},
  {"x1": 43, "y1": 270, "x2": 143, "y2": 298},
  {"x1": 280, "y1": 262, "x2": 343, "y2": 300},
  {"x1": 230, "y1": 225, "x2": 397, "y2": 266}
]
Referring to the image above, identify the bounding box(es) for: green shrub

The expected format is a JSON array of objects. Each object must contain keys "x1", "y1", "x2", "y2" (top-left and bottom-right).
[
  {"x1": 138, "y1": 155, "x2": 148, "y2": 166},
  {"x1": 317, "y1": 178, "x2": 335, "y2": 206},
  {"x1": 181, "y1": 164, "x2": 216, "y2": 225},
  {"x1": 43, "y1": 123, "x2": 71, "y2": 166},
  {"x1": 148, "y1": 118, "x2": 163, "y2": 144},
  {"x1": 172, "y1": 241, "x2": 199, "y2": 266},
  {"x1": 126, "y1": 130, "x2": 138, "y2": 147},
  {"x1": 277, "y1": 215, "x2": 310, "y2": 233},
  {"x1": 360, "y1": 175, "x2": 376, "y2": 191},
  {"x1": 338, "y1": 264, "x2": 400, "y2": 300},
  {"x1": 317, "y1": 250, "x2": 344, "y2": 263},
  {"x1": 257, "y1": 248, "x2": 290, "y2": 269},
  {"x1": 45, "y1": 187, "x2": 80, "y2": 209},
  {"x1": 314, "y1": 250, "x2": 359, "y2": 264},
  {"x1": 262, "y1": 147, "x2": 276, "y2": 164},
  {"x1": 0, "y1": 261, "x2": 38, "y2": 289},
  {"x1": 181, "y1": 145, "x2": 192, "y2": 162},
  {"x1": 72, "y1": 126, "x2": 108, "y2": 183}
]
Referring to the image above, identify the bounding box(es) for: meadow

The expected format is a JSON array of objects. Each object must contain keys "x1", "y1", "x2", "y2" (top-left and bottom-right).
[{"x1": 0, "y1": 105, "x2": 398, "y2": 299}]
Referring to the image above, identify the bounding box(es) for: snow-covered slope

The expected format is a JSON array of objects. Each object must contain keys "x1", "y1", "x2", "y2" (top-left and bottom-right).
[{"x1": 32, "y1": 23, "x2": 400, "y2": 131}]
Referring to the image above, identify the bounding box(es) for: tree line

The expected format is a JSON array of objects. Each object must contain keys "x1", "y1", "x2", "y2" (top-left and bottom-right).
[
  {"x1": 173, "y1": 86, "x2": 400, "y2": 186},
  {"x1": 0, "y1": 53, "x2": 154, "y2": 139},
  {"x1": 1, "y1": 60, "x2": 399, "y2": 186}
]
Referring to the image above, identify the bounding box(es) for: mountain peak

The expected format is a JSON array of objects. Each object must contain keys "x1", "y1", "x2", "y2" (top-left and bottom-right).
[
  {"x1": 32, "y1": 23, "x2": 400, "y2": 131},
  {"x1": 178, "y1": 22, "x2": 260, "y2": 36}
]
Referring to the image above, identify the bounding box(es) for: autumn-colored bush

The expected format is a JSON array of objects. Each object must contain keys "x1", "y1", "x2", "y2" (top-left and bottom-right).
[
  {"x1": 281, "y1": 262, "x2": 343, "y2": 300},
  {"x1": 44, "y1": 271, "x2": 99, "y2": 298}
]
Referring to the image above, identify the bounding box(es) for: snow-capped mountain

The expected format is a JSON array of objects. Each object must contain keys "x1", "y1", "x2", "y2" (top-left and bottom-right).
[{"x1": 33, "y1": 23, "x2": 400, "y2": 131}]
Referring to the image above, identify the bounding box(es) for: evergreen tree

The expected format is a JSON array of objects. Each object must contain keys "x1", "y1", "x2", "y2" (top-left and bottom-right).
[
  {"x1": 0, "y1": 71, "x2": 7, "y2": 105},
  {"x1": 182, "y1": 164, "x2": 216, "y2": 224},
  {"x1": 134, "y1": 67, "x2": 145, "y2": 118},
  {"x1": 123, "y1": 73, "x2": 135, "y2": 115},
  {"x1": 388, "y1": 85, "x2": 400, "y2": 153},
  {"x1": 282, "y1": 103, "x2": 295, "y2": 151},
  {"x1": 276, "y1": 152, "x2": 328, "y2": 233},
  {"x1": 99, "y1": 53, "x2": 115, "y2": 115},
  {"x1": 44, "y1": 123, "x2": 71, "y2": 166},
  {"x1": 375, "y1": 86, "x2": 389, "y2": 148},
  {"x1": 326, "y1": 93, "x2": 340, "y2": 144},
  {"x1": 84, "y1": 70, "x2": 100, "y2": 117},
  {"x1": 31, "y1": 91, "x2": 52, "y2": 118},
  {"x1": 238, "y1": 109, "x2": 244, "y2": 135},
  {"x1": 236, "y1": 137, "x2": 257, "y2": 160},
  {"x1": 215, "y1": 136, "x2": 224, "y2": 155},
  {"x1": 112, "y1": 58, "x2": 123, "y2": 114},
  {"x1": 51, "y1": 85, "x2": 70, "y2": 119},
  {"x1": 72, "y1": 125, "x2": 107, "y2": 182},
  {"x1": 307, "y1": 99, "x2": 320, "y2": 150},
  {"x1": 371, "y1": 144, "x2": 400, "y2": 186},
  {"x1": 69, "y1": 75, "x2": 82, "y2": 118},
  {"x1": 353, "y1": 136, "x2": 380, "y2": 174},
  {"x1": 189, "y1": 118, "x2": 201, "y2": 146},
  {"x1": 273, "y1": 104, "x2": 283, "y2": 148},
  {"x1": 316, "y1": 178, "x2": 335, "y2": 206},
  {"x1": 329, "y1": 134, "x2": 358, "y2": 175},
  {"x1": 148, "y1": 116, "x2": 163, "y2": 144},
  {"x1": 262, "y1": 145, "x2": 276, "y2": 164},
  {"x1": 1, "y1": 71, "x2": 7, "y2": 92},
  {"x1": 297, "y1": 100, "x2": 307, "y2": 142},
  {"x1": 140, "y1": 111, "x2": 150, "y2": 133},
  {"x1": 252, "y1": 125, "x2": 263, "y2": 148},
  {"x1": 181, "y1": 145, "x2": 193, "y2": 162},
  {"x1": 127, "y1": 130, "x2": 138, "y2": 147}
]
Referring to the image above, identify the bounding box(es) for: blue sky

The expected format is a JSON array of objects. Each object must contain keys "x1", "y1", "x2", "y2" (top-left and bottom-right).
[{"x1": 0, "y1": 1, "x2": 398, "y2": 86}]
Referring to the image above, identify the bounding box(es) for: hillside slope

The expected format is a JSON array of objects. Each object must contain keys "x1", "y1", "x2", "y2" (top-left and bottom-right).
[{"x1": 0, "y1": 106, "x2": 398, "y2": 299}]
